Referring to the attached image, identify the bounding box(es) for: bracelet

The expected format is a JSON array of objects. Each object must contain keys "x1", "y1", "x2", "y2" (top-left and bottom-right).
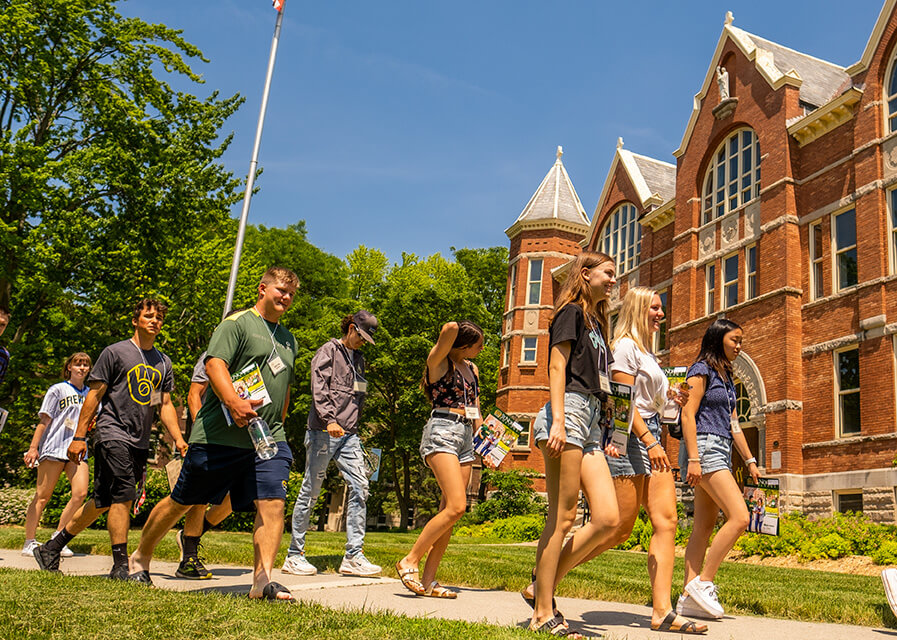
[
  {"x1": 72, "y1": 436, "x2": 87, "y2": 442},
  {"x1": 645, "y1": 441, "x2": 660, "y2": 451},
  {"x1": 745, "y1": 457, "x2": 757, "y2": 465},
  {"x1": 688, "y1": 457, "x2": 700, "y2": 462}
]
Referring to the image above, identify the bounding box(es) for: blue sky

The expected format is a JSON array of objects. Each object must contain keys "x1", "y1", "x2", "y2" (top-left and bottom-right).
[{"x1": 121, "y1": 0, "x2": 883, "y2": 262}]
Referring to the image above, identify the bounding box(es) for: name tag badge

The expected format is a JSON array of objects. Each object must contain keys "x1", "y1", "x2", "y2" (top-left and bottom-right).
[
  {"x1": 268, "y1": 354, "x2": 287, "y2": 376},
  {"x1": 464, "y1": 406, "x2": 481, "y2": 421},
  {"x1": 63, "y1": 418, "x2": 76, "y2": 431},
  {"x1": 599, "y1": 373, "x2": 611, "y2": 394},
  {"x1": 354, "y1": 379, "x2": 367, "y2": 393},
  {"x1": 150, "y1": 389, "x2": 162, "y2": 406}
]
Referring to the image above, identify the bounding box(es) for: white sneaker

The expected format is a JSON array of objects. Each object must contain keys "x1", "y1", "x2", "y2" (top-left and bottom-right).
[
  {"x1": 684, "y1": 576, "x2": 725, "y2": 618},
  {"x1": 882, "y1": 568, "x2": 897, "y2": 618},
  {"x1": 677, "y1": 592, "x2": 723, "y2": 620},
  {"x1": 59, "y1": 545, "x2": 74, "y2": 558},
  {"x1": 339, "y1": 552, "x2": 381, "y2": 577},
  {"x1": 21, "y1": 539, "x2": 39, "y2": 556},
  {"x1": 281, "y1": 553, "x2": 318, "y2": 576}
]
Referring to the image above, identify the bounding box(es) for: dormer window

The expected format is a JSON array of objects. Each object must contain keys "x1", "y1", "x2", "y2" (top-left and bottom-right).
[{"x1": 598, "y1": 203, "x2": 641, "y2": 276}]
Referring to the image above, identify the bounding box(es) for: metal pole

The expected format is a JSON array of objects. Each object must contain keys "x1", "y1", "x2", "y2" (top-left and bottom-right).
[{"x1": 222, "y1": 3, "x2": 286, "y2": 319}]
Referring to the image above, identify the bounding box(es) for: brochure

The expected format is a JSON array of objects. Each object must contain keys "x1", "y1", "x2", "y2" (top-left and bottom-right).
[
  {"x1": 0, "y1": 407, "x2": 7, "y2": 434},
  {"x1": 165, "y1": 457, "x2": 182, "y2": 492},
  {"x1": 221, "y1": 362, "x2": 272, "y2": 425},
  {"x1": 473, "y1": 408, "x2": 524, "y2": 468},
  {"x1": 607, "y1": 382, "x2": 633, "y2": 452},
  {"x1": 743, "y1": 477, "x2": 780, "y2": 536},
  {"x1": 660, "y1": 366, "x2": 689, "y2": 425},
  {"x1": 363, "y1": 446, "x2": 382, "y2": 482}
]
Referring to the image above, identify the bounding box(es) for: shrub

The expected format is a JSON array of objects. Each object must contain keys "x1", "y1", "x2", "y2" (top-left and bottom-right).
[
  {"x1": 873, "y1": 541, "x2": 897, "y2": 566},
  {"x1": 468, "y1": 468, "x2": 545, "y2": 525},
  {"x1": 799, "y1": 532, "x2": 851, "y2": 561},
  {"x1": 489, "y1": 514, "x2": 545, "y2": 542},
  {"x1": 0, "y1": 487, "x2": 31, "y2": 525}
]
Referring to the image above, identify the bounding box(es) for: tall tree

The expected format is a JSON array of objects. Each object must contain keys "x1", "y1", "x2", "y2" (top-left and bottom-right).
[{"x1": 0, "y1": 0, "x2": 244, "y2": 480}]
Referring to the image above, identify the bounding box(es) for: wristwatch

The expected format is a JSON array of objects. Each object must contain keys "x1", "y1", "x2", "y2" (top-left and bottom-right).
[{"x1": 72, "y1": 436, "x2": 87, "y2": 442}]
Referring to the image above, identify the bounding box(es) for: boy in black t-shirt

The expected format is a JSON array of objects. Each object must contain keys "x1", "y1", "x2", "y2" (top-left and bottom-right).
[{"x1": 33, "y1": 299, "x2": 187, "y2": 580}]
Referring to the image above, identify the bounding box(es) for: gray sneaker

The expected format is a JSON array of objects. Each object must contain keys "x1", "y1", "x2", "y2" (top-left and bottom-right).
[
  {"x1": 281, "y1": 553, "x2": 318, "y2": 576},
  {"x1": 339, "y1": 552, "x2": 381, "y2": 577}
]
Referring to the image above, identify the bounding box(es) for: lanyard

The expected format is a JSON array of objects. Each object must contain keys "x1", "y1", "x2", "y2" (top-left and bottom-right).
[
  {"x1": 252, "y1": 308, "x2": 281, "y2": 361},
  {"x1": 585, "y1": 314, "x2": 610, "y2": 380},
  {"x1": 130, "y1": 338, "x2": 165, "y2": 378},
  {"x1": 336, "y1": 340, "x2": 362, "y2": 379},
  {"x1": 454, "y1": 361, "x2": 477, "y2": 407}
]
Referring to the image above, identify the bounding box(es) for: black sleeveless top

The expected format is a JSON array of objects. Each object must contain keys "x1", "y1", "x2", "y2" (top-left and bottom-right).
[{"x1": 425, "y1": 360, "x2": 479, "y2": 409}]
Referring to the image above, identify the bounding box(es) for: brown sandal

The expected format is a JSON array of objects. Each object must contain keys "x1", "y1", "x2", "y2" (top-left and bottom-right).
[
  {"x1": 423, "y1": 580, "x2": 458, "y2": 598},
  {"x1": 650, "y1": 609, "x2": 708, "y2": 634},
  {"x1": 395, "y1": 561, "x2": 425, "y2": 596}
]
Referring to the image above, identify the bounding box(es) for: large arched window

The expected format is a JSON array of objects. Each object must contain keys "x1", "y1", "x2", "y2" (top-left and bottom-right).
[
  {"x1": 701, "y1": 128, "x2": 760, "y2": 225},
  {"x1": 887, "y1": 55, "x2": 897, "y2": 133},
  {"x1": 598, "y1": 203, "x2": 641, "y2": 275}
]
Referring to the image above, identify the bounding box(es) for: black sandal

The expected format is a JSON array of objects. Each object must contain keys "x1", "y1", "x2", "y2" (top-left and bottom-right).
[
  {"x1": 127, "y1": 570, "x2": 153, "y2": 586},
  {"x1": 256, "y1": 581, "x2": 296, "y2": 602},
  {"x1": 650, "y1": 609, "x2": 707, "y2": 634},
  {"x1": 529, "y1": 614, "x2": 591, "y2": 638},
  {"x1": 522, "y1": 568, "x2": 563, "y2": 619}
]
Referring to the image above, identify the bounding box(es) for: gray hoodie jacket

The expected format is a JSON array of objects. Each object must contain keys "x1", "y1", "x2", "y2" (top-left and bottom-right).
[{"x1": 308, "y1": 338, "x2": 366, "y2": 433}]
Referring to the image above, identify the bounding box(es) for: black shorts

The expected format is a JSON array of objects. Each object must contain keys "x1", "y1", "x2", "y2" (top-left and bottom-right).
[
  {"x1": 170, "y1": 442, "x2": 293, "y2": 512},
  {"x1": 93, "y1": 440, "x2": 149, "y2": 509}
]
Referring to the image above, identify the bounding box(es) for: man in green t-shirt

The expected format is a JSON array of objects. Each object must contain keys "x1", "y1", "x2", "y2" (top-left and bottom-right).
[{"x1": 128, "y1": 267, "x2": 299, "y2": 601}]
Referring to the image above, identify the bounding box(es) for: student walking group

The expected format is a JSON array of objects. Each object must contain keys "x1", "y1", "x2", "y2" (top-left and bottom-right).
[{"x1": 5, "y1": 259, "x2": 879, "y2": 636}]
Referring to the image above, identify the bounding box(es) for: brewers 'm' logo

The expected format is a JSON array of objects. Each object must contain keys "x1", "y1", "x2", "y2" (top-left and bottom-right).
[{"x1": 127, "y1": 363, "x2": 162, "y2": 405}]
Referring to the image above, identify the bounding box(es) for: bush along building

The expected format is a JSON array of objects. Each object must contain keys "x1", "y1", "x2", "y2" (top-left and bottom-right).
[{"x1": 497, "y1": 4, "x2": 897, "y2": 523}]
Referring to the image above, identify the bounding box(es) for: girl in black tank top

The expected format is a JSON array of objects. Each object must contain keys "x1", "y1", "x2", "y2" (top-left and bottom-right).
[{"x1": 396, "y1": 321, "x2": 483, "y2": 599}]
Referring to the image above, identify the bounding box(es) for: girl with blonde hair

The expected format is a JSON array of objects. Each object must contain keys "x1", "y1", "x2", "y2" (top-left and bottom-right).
[{"x1": 524, "y1": 251, "x2": 621, "y2": 637}]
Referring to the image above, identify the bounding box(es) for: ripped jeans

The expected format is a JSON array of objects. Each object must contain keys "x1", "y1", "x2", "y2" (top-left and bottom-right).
[{"x1": 287, "y1": 430, "x2": 369, "y2": 558}]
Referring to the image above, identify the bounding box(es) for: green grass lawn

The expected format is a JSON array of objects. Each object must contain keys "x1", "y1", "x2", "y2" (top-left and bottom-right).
[
  {"x1": 1, "y1": 526, "x2": 893, "y2": 629},
  {"x1": 0, "y1": 568, "x2": 538, "y2": 640}
]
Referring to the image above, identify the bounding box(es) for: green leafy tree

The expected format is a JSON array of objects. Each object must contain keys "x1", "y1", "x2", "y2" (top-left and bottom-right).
[{"x1": 0, "y1": 0, "x2": 245, "y2": 481}]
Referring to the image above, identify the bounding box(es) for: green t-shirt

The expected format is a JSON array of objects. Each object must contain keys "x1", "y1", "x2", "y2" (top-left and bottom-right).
[{"x1": 190, "y1": 308, "x2": 296, "y2": 449}]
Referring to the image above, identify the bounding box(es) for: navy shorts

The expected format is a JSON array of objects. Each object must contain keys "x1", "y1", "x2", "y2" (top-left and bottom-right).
[
  {"x1": 93, "y1": 440, "x2": 149, "y2": 509},
  {"x1": 171, "y1": 442, "x2": 293, "y2": 512}
]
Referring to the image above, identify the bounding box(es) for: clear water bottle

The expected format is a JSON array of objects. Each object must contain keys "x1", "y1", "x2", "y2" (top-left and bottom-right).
[{"x1": 247, "y1": 417, "x2": 278, "y2": 460}]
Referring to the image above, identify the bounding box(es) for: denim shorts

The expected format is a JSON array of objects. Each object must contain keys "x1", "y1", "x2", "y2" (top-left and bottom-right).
[
  {"x1": 678, "y1": 432, "x2": 732, "y2": 474},
  {"x1": 533, "y1": 392, "x2": 603, "y2": 452},
  {"x1": 608, "y1": 414, "x2": 661, "y2": 477},
  {"x1": 419, "y1": 416, "x2": 475, "y2": 466}
]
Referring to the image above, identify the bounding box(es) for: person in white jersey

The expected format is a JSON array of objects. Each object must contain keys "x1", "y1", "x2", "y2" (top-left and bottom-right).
[{"x1": 21, "y1": 352, "x2": 93, "y2": 558}]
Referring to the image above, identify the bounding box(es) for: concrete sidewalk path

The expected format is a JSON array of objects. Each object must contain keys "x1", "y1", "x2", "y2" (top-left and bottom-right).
[{"x1": 2, "y1": 549, "x2": 893, "y2": 640}]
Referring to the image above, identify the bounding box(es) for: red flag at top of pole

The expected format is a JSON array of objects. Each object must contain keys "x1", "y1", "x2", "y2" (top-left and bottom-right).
[{"x1": 273, "y1": 0, "x2": 284, "y2": 12}]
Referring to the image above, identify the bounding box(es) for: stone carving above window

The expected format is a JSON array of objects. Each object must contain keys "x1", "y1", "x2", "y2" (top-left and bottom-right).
[
  {"x1": 720, "y1": 214, "x2": 739, "y2": 250},
  {"x1": 699, "y1": 226, "x2": 717, "y2": 259}
]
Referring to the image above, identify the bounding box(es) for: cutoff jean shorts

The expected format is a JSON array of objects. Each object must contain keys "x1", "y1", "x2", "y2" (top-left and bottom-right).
[
  {"x1": 419, "y1": 415, "x2": 476, "y2": 466},
  {"x1": 607, "y1": 414, "x2": 662, "y2": 477},
  {"x1": 677, "y1": 432, "x2": 733, "y2": 475},
  {"x1": 533, "y1": 392, "x2": 604, "y2": 453}
]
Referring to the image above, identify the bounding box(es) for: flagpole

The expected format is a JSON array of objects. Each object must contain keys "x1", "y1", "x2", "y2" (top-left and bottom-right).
[{"x1": 222, "y1": 2, "x2": 286, "y2": 319}]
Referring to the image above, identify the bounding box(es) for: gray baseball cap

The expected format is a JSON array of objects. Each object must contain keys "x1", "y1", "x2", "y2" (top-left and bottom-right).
[{"x1": 352, "y1": 310, "x2": 378, "y2": 344}]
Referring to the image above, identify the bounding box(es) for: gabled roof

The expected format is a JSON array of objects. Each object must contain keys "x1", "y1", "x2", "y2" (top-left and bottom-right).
[
  {"x1": 505, "y1": 146, "x2": 590, "y2": 239},
  {"x1": 675, "y1": 12, "x2": 849, "y2": 158},
  {"x1": 582, "y1": 138, "x2": 676, "y2": 244},
  {"x1": 847, "y1": 0, "x2": 897, "y2": 75}
]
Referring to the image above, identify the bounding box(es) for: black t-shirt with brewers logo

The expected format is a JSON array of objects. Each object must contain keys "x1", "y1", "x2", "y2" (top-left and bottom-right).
[
  {"x1": 88, "y1": 339, "x2": 174, "y2": 450},
  {"x1": 549, "y1": 304, "x2": 613, "y2": 398}
]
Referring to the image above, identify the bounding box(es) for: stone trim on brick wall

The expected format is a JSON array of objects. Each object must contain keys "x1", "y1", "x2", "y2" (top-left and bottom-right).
[
  {"x1": 801, "y1": 274, "x2": 897, "y2": 309},
  {"x1": 802, "y1": 322, "x2": 897, "y2": 356},
  {"x1": 759, "y1": 399, "x2": 802, "y2": 413},
  {"x1": 802, "y1": 432, "x2": 897, "y2": 450},
  {"x1": 669, "y1": 286, "x2": 802, "y2": 333}
]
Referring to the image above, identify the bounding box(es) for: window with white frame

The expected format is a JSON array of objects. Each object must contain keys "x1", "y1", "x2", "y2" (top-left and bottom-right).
[
  {"x1": 527, "y1": 259, "x2": 543, "y2": 306},
  {"x1": 723, "y1": 253, "x2": 739, "y2": 309},
  {"x1": 745, "y1": 244, "x2": 757, "y2": 300},
  {"x1": 502, "y1": 339, "x2": 511, "y2": 368},
  {"x1": 836, "y1": 347, "x2": 860, "y2": 437},
  {"x1": 702, "y1": 129, "x2": 761, "y2": 225},
  {"x1": 887, "y1": 54, "x2": 897, "y2": 132},
  {"x1": 834, "y1": 209, "x2": 857, "y2": 291},
  {"x1": 810, "y1": 221, "x2": 824, "y2": 299},
  {"x1": 598, "y1": 203, "x2": 641, "y2": 275},
  {"x1": 890, "y1": 190, "x2": 897, "y2": 274},
  {"x1": 706, "y1": 263, "x2": 716, "y2": 314},
  {"x1": 654, "y1": 290, "x2": 669, "y2": 352},
  {"x1": 507, "y1": 263, "x2": 518, "y2": 310},
  {"x1": 521, "y1": 336, "x2": 537, "y2": 364}
]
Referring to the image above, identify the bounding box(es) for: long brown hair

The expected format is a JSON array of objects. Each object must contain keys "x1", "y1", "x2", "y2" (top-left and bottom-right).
[
  {"x1": 550, "y1": 251, "x2": 614, "y2": 341},
  {"x1": 62, "y1": 352, "x2": 92, "y2": 380},
  {"x1": 696, "y1": 318, "x2": 742, "y2": 380}
]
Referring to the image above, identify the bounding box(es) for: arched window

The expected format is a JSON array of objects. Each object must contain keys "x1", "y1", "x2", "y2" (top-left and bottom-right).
[
  {"x1": 887, "y1": 55, "x2": 897, "y2": 133},
  {"x1": 701, "y1": 129, "x2": 760, "y2": 225},
  {"x1": 598, "y1": 203, "x2": 641, "y2": 275}
]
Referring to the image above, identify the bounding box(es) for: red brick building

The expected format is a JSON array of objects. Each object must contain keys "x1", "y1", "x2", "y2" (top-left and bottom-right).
[{"x1": 497, "y1": 5, "x2": 897, "y2": 522}]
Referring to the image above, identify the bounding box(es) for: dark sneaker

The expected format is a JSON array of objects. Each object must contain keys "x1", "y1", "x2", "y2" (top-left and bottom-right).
[
  {"x1": 109, "y1": 564, "x2": 130, "y2": 581},
  {"x1": 127, "y1": 570, "x2": 153, "y2": 585},
  {"x1": 33, "y1": 544, "x2": 62, "y2": 573},
  {"x1": 176, "y1": 556, "x2": 212, "y2": 580}
]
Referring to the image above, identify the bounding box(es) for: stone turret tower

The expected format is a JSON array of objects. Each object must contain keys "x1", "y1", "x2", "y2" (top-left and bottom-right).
[{"x1": 497, "y1": 147, "x2": 590, "y2": 484}]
